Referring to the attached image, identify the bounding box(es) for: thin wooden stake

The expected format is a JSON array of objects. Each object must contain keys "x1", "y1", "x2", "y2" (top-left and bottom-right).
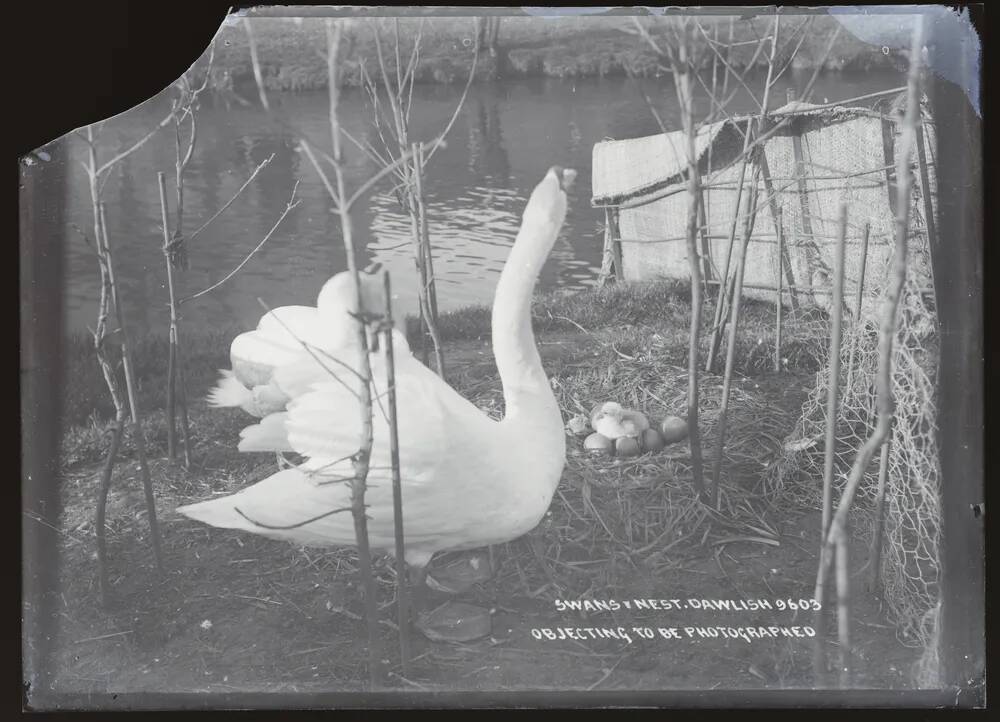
[
  {"x1": 157, "y1": 173, "x2": 180, "y2": 463},
  {"x1": 382, "y1": 271, "x2": 412, "y2": 677},
  {"x1": 99, "y1": 203, "x2": 163, "y2": 571},
  {"x1": 710, "y1": 168, "x2": 760, "y2": 507},
  {"x1": 845, "y1": 222, "x2": 871, "y2": 397},
  {"x1": 758, "y1": 150, "x2": 800, "y2": 311},
  {"x1": 835, "y1": 531, "x2": 852, "y2": 687},
  {"x1": 867, "y1": 435, "x2": 892, "y2": 593},
  {"x1": 413, "y1": 143, "x2": 445, "y2": 379},
  {"x1": 774, "y1": 207, "x2": 784, "y2": 372},
  {"x1": 789, "y1": 87, "x2": 821, "y2": 290},
  {"x1": 706, "y1": 119, "x2": 754, "y2": 373},
  {"x1": 599, "y1": 207, "x2": 619, "y2": 286},
  {"x1": 820, "y1": 205, "x2": 849, "y2": 546}
]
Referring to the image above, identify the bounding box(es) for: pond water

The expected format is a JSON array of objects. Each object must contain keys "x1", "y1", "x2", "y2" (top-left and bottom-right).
[{"x1": 56, "y1": 71, "x2": 901, "y2": 334}]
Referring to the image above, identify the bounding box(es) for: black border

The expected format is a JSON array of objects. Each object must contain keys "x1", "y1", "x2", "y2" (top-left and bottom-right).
[{"x1": 15, "y1": 2, "x2": 991, "y2": 713}]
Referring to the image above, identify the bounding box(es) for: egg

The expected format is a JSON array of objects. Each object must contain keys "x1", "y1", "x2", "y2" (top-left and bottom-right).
[
  {"x1": 640, "y1": 428, "x2": 666, "y2": 453},
  {"x1": 661, "y1": 416, "x2": 690, "y2": 444},
  {"x1": 584, "y1": 433, "x2": 614, "y2": 456},
  {"x1": 615, "y1": 436, "x2": 642, "y2": 457}
]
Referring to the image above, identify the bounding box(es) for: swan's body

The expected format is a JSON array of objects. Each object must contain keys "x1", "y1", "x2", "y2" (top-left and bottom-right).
[{"x1": 178, "y1": 167, "x2": 575, "y2": 574}]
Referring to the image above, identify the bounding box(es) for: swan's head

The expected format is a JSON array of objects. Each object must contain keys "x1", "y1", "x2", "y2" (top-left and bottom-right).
[
  {"x1": 316, "y1": 271, "x2": 389, "y2": 349},
  {"x1": 521, "y1": 166, "x2": 576, "y2": 237},
  {"x1": 317, "y1": 271, "x2": 385, "y2": 320}
]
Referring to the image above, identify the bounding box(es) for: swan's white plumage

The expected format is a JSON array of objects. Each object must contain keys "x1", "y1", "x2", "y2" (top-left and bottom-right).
[{"x1": 178, "y1": 167, "x2": 573, "y2": 569}]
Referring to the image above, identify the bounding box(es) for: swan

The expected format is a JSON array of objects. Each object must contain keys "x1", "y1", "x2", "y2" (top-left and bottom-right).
[
  {"x1": 177, "y1": 166, "x2": 575, "y2": 609},
  {"x1": 207, "y1": 273, "x2": 406, "y2": 419}
]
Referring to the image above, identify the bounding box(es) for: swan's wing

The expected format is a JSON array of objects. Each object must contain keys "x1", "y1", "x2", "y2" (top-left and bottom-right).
[
  {"x1": 260, "y1": 344, "x2": 490, "y2": 488},
  {"x1": 238, "y1": 412, "x2": 294, "y2": 452}
]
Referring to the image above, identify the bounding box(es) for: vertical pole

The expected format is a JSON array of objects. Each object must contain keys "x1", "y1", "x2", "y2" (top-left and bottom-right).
[
  {"x1": 706, "y1": 120, "x2": 754, "y2": 373},
  {"x1": 710, "y1": 169, "x2": 760, "y2": 507},
  {"x1": 867, "y1": 435, "x2": 892, "y2": 593},
  {"x1": 789, "y1": 88, "x2": 819, "y2": 287},
  {"x1": 813, "y1": 203, "x2": 848, "y2": 683},
  {"x1": 820, "y1": 204, "x2": 848, "y2": 544},
  {"x1": 845, "y1": 222, "x2": 871, "y2": 398},
  {"x1": 599, "y1": 207, "x2": 615, "y2": 286},
  {"x1": 774, "y1": 207, "x2": 784, "y2": 372},
  {"x1": 157, "y1": 173, "x2": 178, "y2": 462},
  {"x1": 610, "y1": 207, "x2": 623, "y2": 281},
  {"x1": 99, "y1": 203, "x2": 164, "y2": 571},
  {"x1": 382, "y1": 271, "x2": 412, "y2": 677},
  {"x1": 758, "y1": 150, "x2": 800, "y2": 311}
]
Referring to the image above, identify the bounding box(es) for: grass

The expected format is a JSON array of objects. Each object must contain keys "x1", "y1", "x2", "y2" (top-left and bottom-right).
[
  {"x1": 206, "y1": 16, "x2": 904, "y2": 94},
  {"x1": 41, "y1": 279, "x2": 924, "y2": 696}
]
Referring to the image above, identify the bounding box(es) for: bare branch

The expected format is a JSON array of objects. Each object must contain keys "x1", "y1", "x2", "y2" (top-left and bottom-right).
[
  {"x1": 187, "y1": 154, "x2": 275, "y2": 242},
  {"x1": 180, "y1": 182, "x2": 301, "y2": 304},
  {"x1": 234, "y1": 504, "x2": 353, "y2": 531},
  {"x1": 345, "y1": 139, "x2": 443, "y2": 212}
]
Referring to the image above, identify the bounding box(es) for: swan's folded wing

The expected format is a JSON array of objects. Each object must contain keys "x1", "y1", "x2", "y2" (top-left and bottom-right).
[
  {"x1": 283, "y1": 354, "x2": 484, "y2": 487},
  {"x1": 238, "y1": 412, "x2": 294, "y2": 452}
]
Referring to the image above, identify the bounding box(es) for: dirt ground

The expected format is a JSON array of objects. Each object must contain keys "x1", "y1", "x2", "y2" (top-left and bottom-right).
[{"x1": 38, "y1": 331, "x2": 921, "y2": 699}]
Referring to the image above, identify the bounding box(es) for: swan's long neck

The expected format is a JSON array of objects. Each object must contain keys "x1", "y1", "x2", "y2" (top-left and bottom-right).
[{"x1": 492, "y1": 211, "x2": 562, "y2": 427}]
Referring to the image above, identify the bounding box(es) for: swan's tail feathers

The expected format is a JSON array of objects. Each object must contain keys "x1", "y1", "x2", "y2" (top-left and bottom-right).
[
  {"x1": 176, "y1": 468, "x2": 357, "y2": 546},
  {"x1": 207, "y1": 370, "x2": 252, "y2": 409},
  {"x1": 238, "y1": 413, "x2": 294, "y2": 453}
]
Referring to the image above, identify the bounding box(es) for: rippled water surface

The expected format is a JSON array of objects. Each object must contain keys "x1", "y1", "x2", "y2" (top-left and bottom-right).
[{"x1": 56, "y1": 72, "x2": 901, "y2": 333}]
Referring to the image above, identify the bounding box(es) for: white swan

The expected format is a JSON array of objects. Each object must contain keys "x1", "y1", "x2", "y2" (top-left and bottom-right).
[
  {"x1": 177, "y1": 166, "x2": 575, "y2": 592},
  {"x1": 207, "y1": 273, "x2": 407, "y2": 420}
]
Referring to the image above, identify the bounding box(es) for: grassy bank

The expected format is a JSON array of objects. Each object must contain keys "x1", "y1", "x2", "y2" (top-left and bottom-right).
[
  {"x1": 206, "y1": 15, "x2": 903, "y2": 93},
  {"x1": 44, "y1": 279, "x2": 924, "y2": 694}
]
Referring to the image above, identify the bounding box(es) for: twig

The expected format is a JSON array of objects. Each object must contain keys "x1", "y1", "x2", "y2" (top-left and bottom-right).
[
  {"x1": 98, "y1": 203, "x2": 163, "y2": 571},
  {"x1": 818, "y1": 204, "x2": 848, "y2": 559},
  {"x1": 382, "y1": 271, "x2": 412, "y2": 677},
  {"x1": 233, "y1": 505, "x2": 353, "y2": 531},
  {"x1": 181, "y1": 182, "x2": 301, "y2": 303},
  {"x1": 187, "y1": 154, "x2": 275, "y2": 243},
  {"x1": 710, "y1": 167, "x2": 761, "y2": 507}
]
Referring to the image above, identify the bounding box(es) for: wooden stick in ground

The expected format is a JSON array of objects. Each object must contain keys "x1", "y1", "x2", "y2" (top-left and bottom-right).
[
  {"x1": 813, "y1": 205, "x2": 849, "y2": 674},
  {"x1": 413, "y1": 143, "x2": 445, "y2": 378},
  {"x1": 706, "y1": 119, "x2": 754, "y2": 373},
  {"x1": 672, "y1": 18, "x2": 706, "y2": 501},
  {"x1": 813, "y1": 17, "x2": 924, "y2": 684},
  {"x1": 323, "y1": 18, "x2": 381, "y2": 689},
  {"x1": 382, "y1": 270, "x2": 412, "y2": 677},
  {"x1": 156, "y1": 172, "x2": 181, "y2": 464},
  {"x1": 99, "y1": 203, "x2": 164, "y2": 571},
  {"x1": 95, "y1": 415, "x2": 125, "y2": 605},
  {"x1": 844, "y1": 222, "x2": 871, "y2": 398},
  {"x1": 788, "y1": 87, "x2": 822, "y2": 288},
  {"x1": 867, "y1": 436, "x2": 892, "y2": 593},
  {"x1": 774, "y1": 206, "x2": 784, "y2": 372},
  {"x1": 915, "y1": 122, "x2": 939, "y2": 296},
  {"x1": 599, "y1": 207, "x2": 616, "y2": 286},
  {"x1": 758, "y1": 150, "x2": 800, "y2": 312},
  {"x1": 710, "y1": 166, "x2": 761, "y2": 507},
  {"x1": 835, "y1": 530, "x2": 851, "y2": 687}
]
